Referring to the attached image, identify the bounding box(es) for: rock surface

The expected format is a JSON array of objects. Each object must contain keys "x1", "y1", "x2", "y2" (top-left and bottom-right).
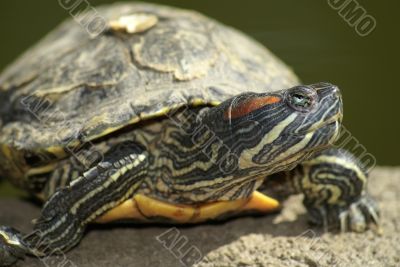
[{"x1": 0, "y1": 167, "x2": 399, "y2": 267}]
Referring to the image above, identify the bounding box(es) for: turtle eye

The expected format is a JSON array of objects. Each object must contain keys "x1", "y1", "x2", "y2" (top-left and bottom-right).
[
  {"x1": 287, "y1": 86, "x2": 317, "y2": 112},
  {"x1": 291, "y1": 93, "x2": 311, "y2": 107},
  {"x1": 23, "y1": 152, "x2": 52, "y2": 167},
  {"x1": 24, "y1": 153, "x2": 43, "y2": 167}
]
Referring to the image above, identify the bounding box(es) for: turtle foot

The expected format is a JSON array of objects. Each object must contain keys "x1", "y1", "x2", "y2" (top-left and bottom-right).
[
  {"x1": 0, "y1": 226, "x2": 28, "y2": 266},
  {"x1": 307, "y1": 195, "x2": 380, "y2": 233},
  {"x1": 338, "y1": 195, "x2": 380, "y2": 233}
]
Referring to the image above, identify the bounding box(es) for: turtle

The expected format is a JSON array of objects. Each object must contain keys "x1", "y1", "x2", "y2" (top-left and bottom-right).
[{"x1": 0, "y1": 2, "x2": 379, "y2": 266}]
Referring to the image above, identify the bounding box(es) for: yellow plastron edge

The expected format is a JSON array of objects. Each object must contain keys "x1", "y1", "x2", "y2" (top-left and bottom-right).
[{"x1": 96, "y1": 191, "x2": 280, "y2": 224}]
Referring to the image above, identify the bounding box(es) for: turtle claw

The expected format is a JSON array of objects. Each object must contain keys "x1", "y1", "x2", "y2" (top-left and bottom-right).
[
  {"x1": 306, "y1": 195, "x2": 380, "y2": 233},
  {"x1": 0, "y1": 226, "x2": 28, "y2": 266},
  {"x1": 338, "y1": 195, "x2": 380, "y2": 233}
]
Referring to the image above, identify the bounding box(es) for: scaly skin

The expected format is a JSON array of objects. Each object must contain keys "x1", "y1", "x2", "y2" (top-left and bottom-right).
[
  {"x1": 0, "y1": 83, "x2": 379, "y2": 266},
  {"x1": 262, "y1": 148, "x2": 379, "y2": 232}
]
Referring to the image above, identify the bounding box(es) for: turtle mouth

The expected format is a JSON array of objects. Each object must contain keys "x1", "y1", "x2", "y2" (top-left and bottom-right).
[
  {"x1": 246, "y1": 121, "x2": 340, "y2": 176},
  {"x1": 296, "y1": 117, "x2": 342, "y2": 151},
  {"x1": 303, "y1": 113, "x2": 342, "y2": 137},
  {"x1": 283, "y1": 110, "x2": 342, "y2": 142}
]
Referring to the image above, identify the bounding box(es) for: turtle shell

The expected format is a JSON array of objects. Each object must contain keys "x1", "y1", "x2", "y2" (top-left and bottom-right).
[{"x1": 0, "y1": 3, "x2": 299, "y2": 185}]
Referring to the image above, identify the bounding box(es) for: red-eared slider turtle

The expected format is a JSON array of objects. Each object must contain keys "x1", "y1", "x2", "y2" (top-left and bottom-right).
[{"x1": 0, "y1": 2, "x2": 379, "y2": 266}]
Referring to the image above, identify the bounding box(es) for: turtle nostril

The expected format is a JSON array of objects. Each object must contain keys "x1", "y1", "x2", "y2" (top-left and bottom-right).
[
  {"x1": 328, "y1": 84, "x2": 340, "y2": 95},
  {"x1": 313, "y1": 83, "x2": 342, "y2": 102}
]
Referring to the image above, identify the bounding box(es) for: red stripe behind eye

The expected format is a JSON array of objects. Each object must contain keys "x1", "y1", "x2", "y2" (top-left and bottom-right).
[{"x1": 224, "y1": 96, "x2": 281, "y2": 120}]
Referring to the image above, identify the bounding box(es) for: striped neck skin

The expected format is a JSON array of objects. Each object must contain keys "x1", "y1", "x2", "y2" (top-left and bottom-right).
[{"x1": 154, "y1": 83, "x2": 343, "y2": 204}]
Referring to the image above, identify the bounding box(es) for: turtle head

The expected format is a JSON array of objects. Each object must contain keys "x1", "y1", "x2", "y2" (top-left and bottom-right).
[{"x1": 201, "y1": 82, "x2": 343, "y2": 176}]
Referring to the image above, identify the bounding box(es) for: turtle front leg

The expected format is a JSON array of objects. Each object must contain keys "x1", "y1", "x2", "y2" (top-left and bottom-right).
[
  {"x1": 283, "y1": 148, "x2": 379, "y2": 232},
  {"x1": 260, "y1": 149, "x2": 379, "y2": 232},
  {"x1": 0, "y1": 141, "x2": 149, "y2": 265}
]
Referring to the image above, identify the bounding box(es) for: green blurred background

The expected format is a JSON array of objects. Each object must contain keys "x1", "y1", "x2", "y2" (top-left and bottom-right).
[{"x1": 0, "y1": 1, "x2": 398, "y2": 196}]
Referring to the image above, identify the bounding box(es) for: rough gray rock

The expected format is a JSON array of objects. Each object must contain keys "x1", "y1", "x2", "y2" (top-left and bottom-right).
[{"x1": 0, "y1": 167, "x2": 399, "y2": 267}]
